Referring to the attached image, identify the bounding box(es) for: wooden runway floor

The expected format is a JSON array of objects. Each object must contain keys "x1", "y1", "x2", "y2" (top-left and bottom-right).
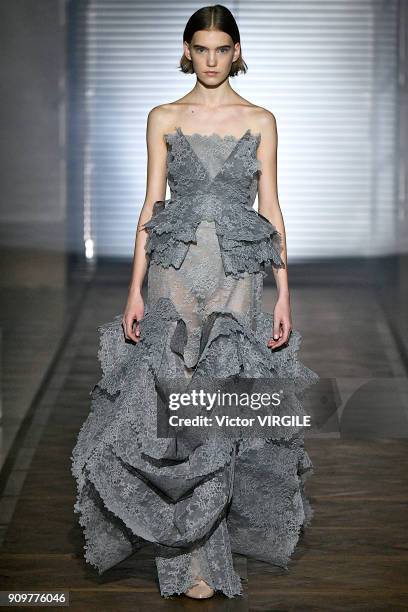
[{"x1": 0, "y1": 273, "x2": 407, "y2": 611}]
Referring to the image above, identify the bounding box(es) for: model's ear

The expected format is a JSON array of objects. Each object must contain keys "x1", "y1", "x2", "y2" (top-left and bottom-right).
[
  {"x1": 183, "y1": 40, "x2": 191, "y2": 61},
  {"x1": 233, "y1": 41, "x2": 241, "y2": 63}
]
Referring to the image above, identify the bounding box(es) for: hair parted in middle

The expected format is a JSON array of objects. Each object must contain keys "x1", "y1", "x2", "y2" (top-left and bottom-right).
[{"x1": 179, "y1": 4, "x2": 248, "y2": 77}]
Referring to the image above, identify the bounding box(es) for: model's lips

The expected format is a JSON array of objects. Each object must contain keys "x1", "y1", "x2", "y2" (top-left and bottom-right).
[{"x1": 205, "y1": 71, "x2": 218, "y2": 75}]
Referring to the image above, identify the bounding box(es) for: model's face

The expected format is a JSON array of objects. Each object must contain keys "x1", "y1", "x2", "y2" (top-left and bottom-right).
[{"x1": 184, "y1": 29, "x2": 240, "y2": 84}]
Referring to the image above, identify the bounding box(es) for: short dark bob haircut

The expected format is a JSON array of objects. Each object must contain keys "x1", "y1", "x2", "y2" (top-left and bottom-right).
[{"x1": 179, "y1": 4, "x2": 248, "y2": 77}]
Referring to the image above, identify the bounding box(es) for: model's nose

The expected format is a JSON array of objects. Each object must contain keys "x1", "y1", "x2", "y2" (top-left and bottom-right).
[{"x1": 207, "y1": 53, "x2": 217, "y2": 67}]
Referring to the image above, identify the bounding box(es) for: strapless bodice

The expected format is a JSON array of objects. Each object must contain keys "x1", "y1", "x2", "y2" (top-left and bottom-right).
[
  {"x1": 142, "y1": 127, "x2": 286, "y2": 279},
  {"x1": 165, "y1": 127, "x2": 262, "y2": 204}
]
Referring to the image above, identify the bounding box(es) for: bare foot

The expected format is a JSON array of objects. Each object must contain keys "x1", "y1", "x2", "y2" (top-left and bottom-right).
[{"x1": 184, "y1": 577, "x2": 215, "y2": 599}]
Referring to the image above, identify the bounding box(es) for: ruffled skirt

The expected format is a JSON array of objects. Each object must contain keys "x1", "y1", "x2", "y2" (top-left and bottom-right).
[{"x1": 71, "y1": 220, "x2": 319, "y2": 598}]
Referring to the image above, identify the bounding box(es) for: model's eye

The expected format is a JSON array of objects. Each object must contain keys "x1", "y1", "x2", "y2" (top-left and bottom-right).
[
  {"x1": 218, "y1": 47, "x2": 229, "y2": 53},
  {"x1": 196, "y1": 47, "x2": 206, "y2": 53}
]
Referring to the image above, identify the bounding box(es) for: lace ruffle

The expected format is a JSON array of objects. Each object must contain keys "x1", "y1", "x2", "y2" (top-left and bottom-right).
[
  {"x1": 141, "y1": 128, "x2": 285, "y2": 279},
  {"x1": 71, "y1": 297, "x2": 319, "y2": 598},
  {"x1": 142, "y1": 198, "x2": 202, "y2": 270},
  {"x1": 216, "y1": 206, "x2": 286, "y2": 278},
  {"x1": 143, "y1": 198, "x2": 286, "y2": 279}
]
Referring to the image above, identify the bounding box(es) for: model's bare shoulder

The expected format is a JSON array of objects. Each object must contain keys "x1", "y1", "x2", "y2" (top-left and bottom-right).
[
  {"x1": 147, "y1": 102, "x2": 187, "y2": 138},
  {"x1": 253, "y1": 107, "x2": 277, "y2": 141},
  {"x1": 146, "y1": 104, "x2": 173, "y2": 138},
  {"x1": 147, "y1": 103, "x2": 179, "y2": 140}
]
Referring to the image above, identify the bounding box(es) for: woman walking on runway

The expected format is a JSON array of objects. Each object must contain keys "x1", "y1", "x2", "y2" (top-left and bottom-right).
[{"x1": 71, "y1": 4, "x2": 319, "y2": 600}]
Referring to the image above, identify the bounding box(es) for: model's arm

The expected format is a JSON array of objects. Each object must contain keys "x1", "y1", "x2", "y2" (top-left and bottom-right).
[
  {"x1": 122, "y1": 106, "x2": 168, "y2": 342},
  {"x1": 257, "y1": 110, "x2": 293, "y2": 348}
]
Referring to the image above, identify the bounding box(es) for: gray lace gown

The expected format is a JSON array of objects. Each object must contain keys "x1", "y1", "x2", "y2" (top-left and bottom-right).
[{"x1": 70, "y1": 127, "x2": 320, "y2": 598}]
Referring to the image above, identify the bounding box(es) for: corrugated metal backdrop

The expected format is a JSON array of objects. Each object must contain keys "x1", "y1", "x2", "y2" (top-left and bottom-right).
[{"x1": 71, "y1": 0, "x2": 399, "y2": 261}]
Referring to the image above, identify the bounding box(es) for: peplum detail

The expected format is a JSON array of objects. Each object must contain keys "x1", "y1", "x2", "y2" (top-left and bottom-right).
[
  {"x1": 143, "y1": 198, "x2": 285, "y2": 279},
  {"x1": 142, "y1": 197, "x2": 202, "y2": 271},
  {"x1": 141, "y1": 128, "x2": 286, "y2": 279},
  {"x1": 215, "y1": 206, "x2": 286, "y2": 278}
]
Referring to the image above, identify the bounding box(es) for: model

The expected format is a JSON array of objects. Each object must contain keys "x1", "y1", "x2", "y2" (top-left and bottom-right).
[{"x1": 71, "y1": 4, "x2": 320, "y2": 600}]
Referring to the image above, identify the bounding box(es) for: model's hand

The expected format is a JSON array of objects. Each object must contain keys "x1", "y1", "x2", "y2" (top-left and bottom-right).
[
  {"x1": 122, "y1": 293, "x2": 145, "y2": 343},
  {"x1": 268, "y1": 295, "x2": 292, "y2": 349}
]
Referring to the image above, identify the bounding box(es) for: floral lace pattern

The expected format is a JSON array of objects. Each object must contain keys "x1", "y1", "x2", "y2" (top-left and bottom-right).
[
  {"x1": 71, "y1": 130, "x2": 320, "y2": 599},
  {"x1": 142, "y1": 129, "x2": 286, "y2": 279}
]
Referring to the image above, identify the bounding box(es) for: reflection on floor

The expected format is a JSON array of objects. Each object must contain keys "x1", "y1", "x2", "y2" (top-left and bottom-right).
[{"x1": 0, "y1": 254, "x2": 407, "y2": 609}]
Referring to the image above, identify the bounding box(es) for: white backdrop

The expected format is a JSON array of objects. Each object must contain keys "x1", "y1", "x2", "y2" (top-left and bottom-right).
[{"x1": 77, "y1": 0, "x2": 399, "y2": 261}]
